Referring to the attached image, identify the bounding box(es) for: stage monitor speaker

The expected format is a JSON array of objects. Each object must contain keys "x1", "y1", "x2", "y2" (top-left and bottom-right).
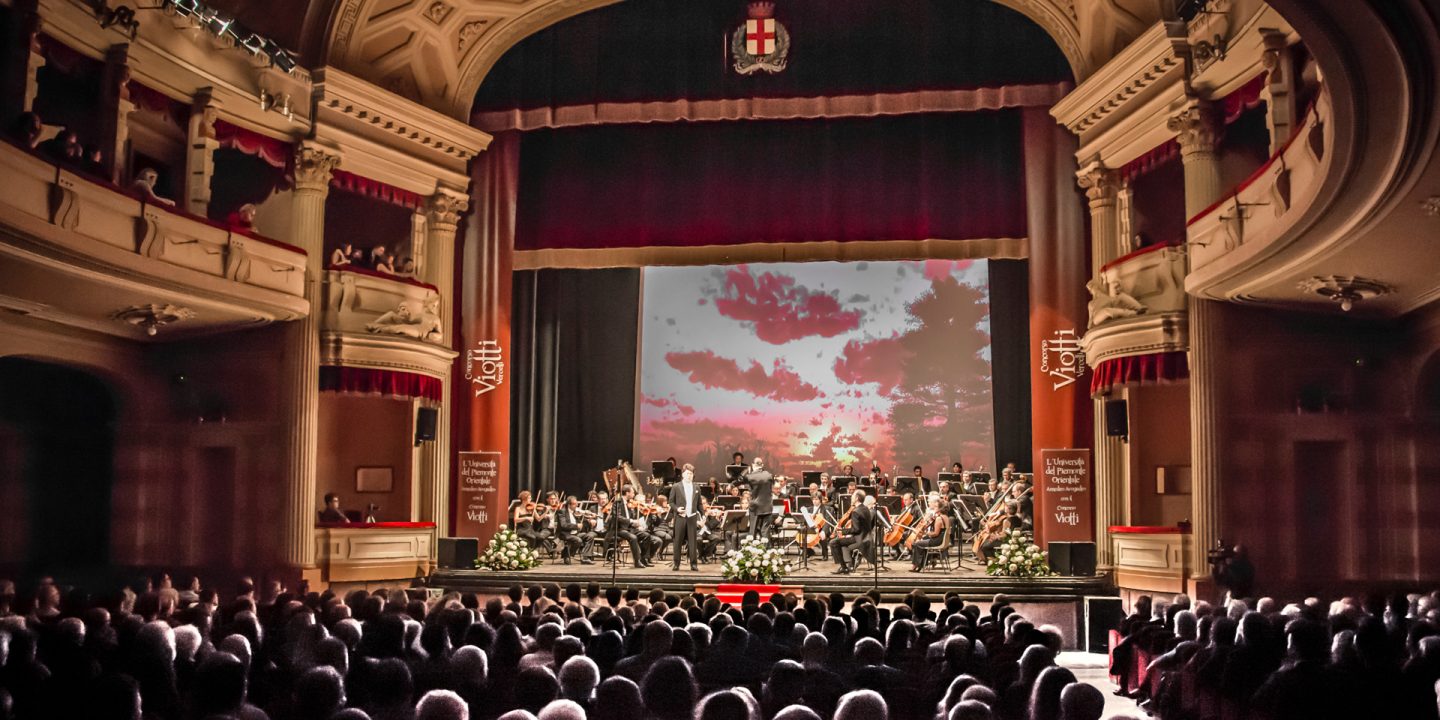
[
  {"x1": 437, "y1": 537, "x2": 478, "y2": 569},
  {"x1": 416, "y1": 406, "x2": 438, "y2": 443},
  {"x1": 1105, "y1": 399, "x2": 1128, "y2": 438},
  {"x1": 1048, "y1": 542, "x2": 1072, "y2": 575},
  {"x1": 1084, "y1": 596, "x2": 1125, "y2": 654}
]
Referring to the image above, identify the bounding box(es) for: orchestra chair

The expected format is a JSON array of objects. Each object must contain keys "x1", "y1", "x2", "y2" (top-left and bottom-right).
[{"x1": 921, "y1": 524, "x2": 954, "y2": 573}]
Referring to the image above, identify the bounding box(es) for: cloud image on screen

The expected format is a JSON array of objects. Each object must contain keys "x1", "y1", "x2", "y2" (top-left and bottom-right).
[{"x1": 637, "y1": 260, "x2": 995, "y2": 482}]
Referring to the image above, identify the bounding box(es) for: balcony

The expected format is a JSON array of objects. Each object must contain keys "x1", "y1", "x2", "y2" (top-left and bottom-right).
[
  {"x1": 319, "y1": 267, "x2": 456, "y2": 378},
  {"x1": 1109, "y1": 525, "x2": 1192, "y2": 594},
  {"x1": 1081, "y1": 242, "x2": 1189, "y2": 366},
  {"x1": 1185, "y1": 93, "x2": 1333, "y2": 294},
  {"x1": 0, "y1": 141, "x2": 307, "y2": 339}
]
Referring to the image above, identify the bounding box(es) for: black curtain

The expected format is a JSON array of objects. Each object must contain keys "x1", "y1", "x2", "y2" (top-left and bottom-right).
[
  {"x1": 511, "y1": 268, "x2": 641, "y2": 499},
  {"x1": 988, "y1": 260, "x2": 1032, "y2": 471}
]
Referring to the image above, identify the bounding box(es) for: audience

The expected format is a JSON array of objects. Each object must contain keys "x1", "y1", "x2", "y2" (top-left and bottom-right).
[{"x1": 17, "y1": 575, "x2": 1436, "y2": 720}]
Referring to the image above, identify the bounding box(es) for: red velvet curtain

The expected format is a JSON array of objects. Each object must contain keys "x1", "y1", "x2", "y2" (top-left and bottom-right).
[
  {"x1": 330, "y1": 169, "x2": 426, "y2": 210},
  {"x1": 319, "y1": 366, "x2": 442, "y2": 403},
  {"x1": 1089, "y1": 351, "x2": 1189, "y2": 395},
  {"x1": 515, "y1": 110, "x2": 1027, "y2": 251},
  {"x1": 214, "y1": 120, "x2": 290, "y2": 169}
]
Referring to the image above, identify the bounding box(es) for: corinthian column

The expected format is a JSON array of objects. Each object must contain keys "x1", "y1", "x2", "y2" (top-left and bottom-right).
[
  {"x1": 1077, "y1": 160, "x2": 1122, "y2": 274},
  {"x1": 282, "y1": 141, "x2": 340, "y2": 574},
  {"x1": 418, "y1": 187, "x2": 468, "y2": 537},
  {"x1": 1170, "y1": 100, "x2": 1225, "y2": 578}
]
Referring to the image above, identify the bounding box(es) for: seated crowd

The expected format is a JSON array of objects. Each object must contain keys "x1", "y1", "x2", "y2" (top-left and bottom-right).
[
  {"x1": 1109, "y1": 589, "x2": 1440, "y2": 719},
  {"x1": 0, "y1": 575, "x2": 1116, "y2": 720}
]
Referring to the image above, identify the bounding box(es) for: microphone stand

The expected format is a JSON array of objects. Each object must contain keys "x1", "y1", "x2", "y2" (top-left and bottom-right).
[{"x1": 608, "y1": 507, "x2": 619, "y2": 589}]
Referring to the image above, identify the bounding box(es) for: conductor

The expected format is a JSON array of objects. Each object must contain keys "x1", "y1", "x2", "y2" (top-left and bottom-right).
[
  {"x1": 745, "y1": 457, "x2": 776, "y2": 541},
  {"x1": 668, "y1": 463, "x2": 704, "y2": 571}
]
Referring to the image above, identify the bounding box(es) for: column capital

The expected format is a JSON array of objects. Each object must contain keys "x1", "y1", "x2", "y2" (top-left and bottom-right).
[
  {"x1": 293, "y1": 141, "x2": 342, "y2": 193},
  {"x1": 427, "y1": 186, "x2": 470, "y2": 229},
  {"x1": 1167, "y1": 100, "x2": 1221, "y2": 158},
  {"x1": 1076, "y1": 159, "x2": 1121, "y2": 205}
]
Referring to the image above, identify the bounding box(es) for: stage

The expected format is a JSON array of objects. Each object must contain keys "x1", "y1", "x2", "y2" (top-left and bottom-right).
[{"x1": 429, "y1": 557, "x2": 1111, "y2": 603}]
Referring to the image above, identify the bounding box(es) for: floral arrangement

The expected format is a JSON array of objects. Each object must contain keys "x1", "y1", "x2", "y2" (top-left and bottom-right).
[
  {"x1": 985, "y1": 529, "x2": 1053, "y2": 578},
  {"x1": 721, "y1": 538, "x2": 793, "y2": 585},
  {"x1": 475, "y1": 525, "x2": 542, "y2": 571}
]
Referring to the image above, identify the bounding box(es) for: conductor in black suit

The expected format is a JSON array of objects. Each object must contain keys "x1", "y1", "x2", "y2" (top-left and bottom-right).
[
  {"x1": 744, "y1": 457, "x2": 776, "y2": 541},
  {"x1": 831, "y1": 489, "x2": 874, "y2": 574},
  {"x1": 668, "y1": 463, "x2": 704, "y2": 571}
]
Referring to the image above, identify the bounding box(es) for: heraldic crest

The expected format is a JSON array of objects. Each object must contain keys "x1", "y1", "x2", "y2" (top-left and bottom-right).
[{"x1": 731, "y1": 2, "x2": 789, "y2": 75}]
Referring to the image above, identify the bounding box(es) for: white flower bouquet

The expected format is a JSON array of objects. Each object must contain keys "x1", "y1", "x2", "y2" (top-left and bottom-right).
[
  {"x1": 720, "y1": 537, "x2": 793, "y2": 584},
  {"x1": 985, "y1": 528, "x2": 1053, "y2": 578},
  {"x1": 476, "y1": 525, "x2": 542, "y2": 571}
]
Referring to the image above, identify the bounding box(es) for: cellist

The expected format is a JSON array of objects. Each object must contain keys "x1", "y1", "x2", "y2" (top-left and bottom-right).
[{"x1": 909, "y1": 496, "x2": 949, "y2": 572}]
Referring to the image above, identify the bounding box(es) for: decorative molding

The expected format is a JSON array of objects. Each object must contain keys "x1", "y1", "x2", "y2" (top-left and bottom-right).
[
  {"x1": 1422, "y1": 196, "x2": 1440, "y2": 218},
  {"x1": 1052, "y1": 23, "x2": 1184, "y2": 137},
  {"x1": 319, "y1": 332, "x2": 458, "y2": 379},
  {"x1": 112, "y1": 303, "x2": 196, "y2": 336},
  {"x1": 1080, "y1": 312, "x2": 1189, "y2": 367},
  {"x1": 513, "y1": 237, "x2": 1028, "y2": 270},
  {"x1": 1297, "y1": 275, "x2": 1394, "y2": 312},
  {"x1": 312, "y1": 66, "x2": 492, "y2": 167}
]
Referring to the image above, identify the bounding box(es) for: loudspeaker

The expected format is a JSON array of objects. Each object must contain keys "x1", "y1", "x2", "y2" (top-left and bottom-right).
[
  {"x1": 416, "y1": 406, "x2": 438, "y2": 443},
  {"x1": 1105, "y1": 399, "x2": 1128, "y2": 438},
  {"x1": 1084, "y1": 596, "x2": 1125, "y2": 653},
  {"x1": 1049, "y1": 542, "x2": 1073, "y2": 575},
  {"x1": 1070, "y1": 541, "x2": 1097, "y2": 576},
  {"x1": 437, "y1": 537, "x2": 479, "y2": 569}
]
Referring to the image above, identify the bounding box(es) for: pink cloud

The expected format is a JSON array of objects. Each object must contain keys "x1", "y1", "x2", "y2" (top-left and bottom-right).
[
  {"x1": 666, "y1": 350, "x2": 821, "y2": 402},
  {"x1": 922, "y1": 259, "x2": 974, "y2": 281},
  {"x1": 832, "y1": 335, "x2": 909, "y2": 395},
  {"x1": 712, "y1": 266, "x2": 863, "y2": 344}
]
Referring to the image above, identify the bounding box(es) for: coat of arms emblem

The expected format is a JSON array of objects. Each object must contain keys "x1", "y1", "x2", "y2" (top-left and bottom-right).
[{"x1": 731, "y1": 2, "x2": 789, "y2": 75}]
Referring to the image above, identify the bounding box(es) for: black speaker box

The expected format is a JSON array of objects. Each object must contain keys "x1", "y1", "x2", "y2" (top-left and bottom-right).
[
  {"x1": 1105, "y1": 399, "x2": 1128, "y2": 438},
  {"x1": 1049, "y1": 541, "x2": 1072, "y2": 575},
  {"x1": 416, "y1": 406, "x2": 439, "y2": 442},
  {"x1": 437, "y1": 537, "x2": 478, "y2": 569},
  {"x1": 1070, "y1": 541, "x2": 1097, "y2": 576},
  {"x1": 1084, "y1": 596, "x2": 1125, "y2": 653}
]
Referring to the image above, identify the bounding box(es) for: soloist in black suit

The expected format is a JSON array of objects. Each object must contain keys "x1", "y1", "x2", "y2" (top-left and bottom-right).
[{"x1": 668, "y1": 480, "x2": 705, "y2": 569}]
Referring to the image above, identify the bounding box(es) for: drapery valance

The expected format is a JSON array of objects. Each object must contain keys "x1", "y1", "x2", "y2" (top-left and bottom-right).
[
  {"x1": 320, "y1": 366, "x2": 442, "y2": 403},
  {"x1": 1090, "y1": 351, "x2": 1189, "y2": 396}
]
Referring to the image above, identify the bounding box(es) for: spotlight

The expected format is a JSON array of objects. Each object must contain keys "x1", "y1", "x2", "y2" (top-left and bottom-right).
[{"x1": 99, "y1": 4, "x2": 140, "y2": 38}]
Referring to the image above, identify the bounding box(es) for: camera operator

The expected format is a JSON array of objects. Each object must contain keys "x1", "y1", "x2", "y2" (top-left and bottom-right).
[{"x1": 1209, "y1": 541, "x2": 1255, "y2": 600}]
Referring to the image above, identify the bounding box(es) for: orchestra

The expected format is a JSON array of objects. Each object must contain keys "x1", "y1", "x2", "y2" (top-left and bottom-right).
[{"x1": 504, "y1": 452, "x2": 1034, "y2": 574}]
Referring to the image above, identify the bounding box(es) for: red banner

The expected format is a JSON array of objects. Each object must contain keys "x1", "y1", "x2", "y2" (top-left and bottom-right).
[
  {"x1": 452, "y1": 134, "x2": 518, "y2": 544},
  {"x1": 1038, "y1": 448, "x2": 1093, "y2": 543}
]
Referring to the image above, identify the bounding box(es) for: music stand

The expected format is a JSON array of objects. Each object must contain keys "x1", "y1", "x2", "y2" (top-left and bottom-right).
[
  {"x1": 870, "y1": 507, "x2": 893, "y2": 581},
  {"x1": 832, "y1": 475, "x2": 857, "y2": 493},
  {"x1": 715, "y1": 496, "x2": 740, "y2": 510},
  {"x1": 721, "y1": 510, "x2": 748, "y2": 554},
  {"x1": 726, "y1": 464, "x2": 745, "y2": 482},
  {"x1": 879, "y1": 495, "x2": 904, "y2": 515},
  {"x1": 894, "y1": 476, "x2": 920, "y2": 496},
  {"x1": 937, "y1": 472, "x2": 965, "y2": 491},
  {"x1": 801, "y1": 471, "x2": 822, "y2": 487},
  {"x1": 651, "y1": 460, "x2": 675, "y2": 486}
]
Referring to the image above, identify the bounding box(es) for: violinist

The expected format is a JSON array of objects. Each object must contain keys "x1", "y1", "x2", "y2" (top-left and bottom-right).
[
  {"x1": 513, "y1": 491, "x2": 545, "y2": 549},
  {"x1": 830, "y1": 489, "x2": 874, "y2": 575},
  {"x1": 650, "y1": 495, "x2": 675, "y2": 554},
  {"x1": 608, "y1": 485, "x2": 651, "y2": 568},
  {"x1": 910, "y1": 496, "x2": 949, "y2": 572},
  {"x1": 864, "y1": 466, "x2": 886, "y2": 491},
  {"x1": 557, "y1": 495, "x2": 595, "y2": 564}
]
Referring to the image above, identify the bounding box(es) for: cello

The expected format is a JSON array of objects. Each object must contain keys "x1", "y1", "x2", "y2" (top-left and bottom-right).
[{"x1": 884, "y1": 499, "x2": 919, "y2": 547}]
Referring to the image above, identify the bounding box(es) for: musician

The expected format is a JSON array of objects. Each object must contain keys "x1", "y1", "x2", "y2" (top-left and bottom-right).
[
  {"x1": 810, "y1": 488, "x2": 839, "y2": 560},
  {"x1": 630, "y1": 493, "x2": 665, "y2": 564},
  {"x1": 889, "y1": 492, "x2": 922, "y2": 560},
  {"x1": 539, "y1": 491, "x2": 562, "y2": 553},
  {"x1": 864, "y1": 466, "x2": 887, "y2": 491},
  {"x1": 1012, "y1": 478, "x2": 1035, "y2": 530},
  {"x1": 950, "y1": 461, "x2": 964, "y2": 475},
  {"x1": 699, "y1": 502, "x2": 725, "y2": 560},
  {"x1": 608, "y1": 486, "x2": 650, "y2": 568},
  {"x1": 728, "y1": 452, "x2": 746, "y2": 484},
  {"x1": 513, "y1": 491, "x2": 546, "y2": 549},
  {"x1": 557, "y1": 495, "x2": 595, "y2": 565},
  {"x1": 650, "y1": 496, "x2": 675, "y2": 556},
  {"x1": 910, "y1": 496, "x2": 950, "y2": 572},
  {"x1": 982, "y1": 477, "x2": 1001, "y2": 507},
  {"x1": 907, "y1": 465, "x2": 928, "y2": 495},
  {"x1": 977, "y1": 501, "x2": 1023, "y2": 562},
  {"x1": 744, "y1": 457, "x2": 776, "y2": 541},
  {"x1": 668, "y1": 463, "x2": 704, "y2": 571},
  {"x1": 830, "y1": 490, "x2": 874, "y2": 575}
]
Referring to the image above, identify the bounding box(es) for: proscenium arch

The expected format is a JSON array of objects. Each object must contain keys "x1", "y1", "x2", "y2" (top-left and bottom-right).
[{"x1": 320, "y1": 0, "x2": 1090, "y2": 121}]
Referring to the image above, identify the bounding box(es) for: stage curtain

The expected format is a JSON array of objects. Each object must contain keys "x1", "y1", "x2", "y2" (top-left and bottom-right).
[
  {"x1": 214, "y1": 120, "x2": 290, "y2": 169},
  {"x1": 1089, "y1": 351, "x2": 1189, "y2": 396},
  {"x1": 511, "y1": 268, "x2": 641, "y2": 500},
  {"x1": 988, "y1": 259, "x2": 1033, "y2": 471},
  {"x1": 319, "y1": 366, "x2": 442, "y2": 404},
  {"x1": 516, "y1": 110, "x2": 1026, "y2": 251}
]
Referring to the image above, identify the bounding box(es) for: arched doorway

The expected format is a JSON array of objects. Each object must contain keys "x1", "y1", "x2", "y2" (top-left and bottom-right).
[{"x1": 0, "y1": 357, "x2": 117, "y2": 573}]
